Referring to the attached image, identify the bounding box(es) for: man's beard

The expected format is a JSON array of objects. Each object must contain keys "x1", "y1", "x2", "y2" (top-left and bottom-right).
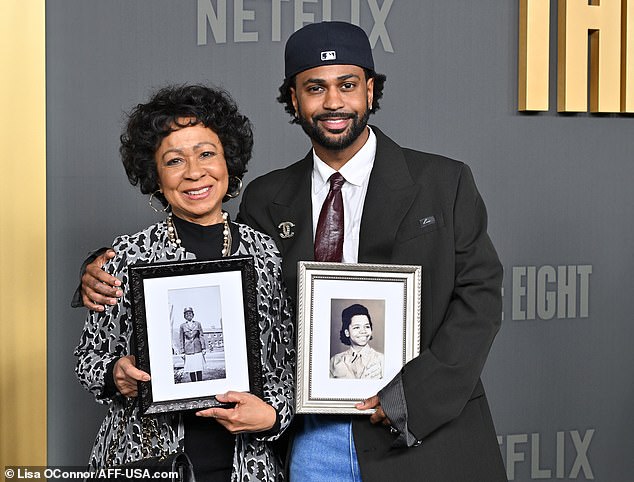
[{"x1": 297, "y1": 106, "x2": 370, "y2": 151}]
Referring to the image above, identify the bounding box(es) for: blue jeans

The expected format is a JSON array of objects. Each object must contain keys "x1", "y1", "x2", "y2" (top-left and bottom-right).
[{"x1": 289, "y1": 415, "x2": 362, "y2": 482}]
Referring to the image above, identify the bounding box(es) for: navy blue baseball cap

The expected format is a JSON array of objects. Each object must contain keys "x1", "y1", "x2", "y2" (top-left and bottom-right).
[{"x1": 284, "y1": 21, "x2": 374, "y2": 79}]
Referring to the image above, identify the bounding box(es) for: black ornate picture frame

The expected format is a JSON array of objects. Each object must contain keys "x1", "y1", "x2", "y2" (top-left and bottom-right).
[{"x1": 129, "y1": 256, "x2": 262, "y2": 415}]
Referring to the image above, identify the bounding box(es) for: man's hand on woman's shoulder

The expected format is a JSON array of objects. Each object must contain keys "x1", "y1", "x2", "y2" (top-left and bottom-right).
[{"x1": 81, "y1": 249, "x2": 122, "y2": 311}]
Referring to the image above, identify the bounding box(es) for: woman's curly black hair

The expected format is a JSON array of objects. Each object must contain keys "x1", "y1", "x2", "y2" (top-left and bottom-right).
[
  {"x1": 277, "y1": 68, "x2": 386, "y2": 123},
  {"x1": 120, "y1": 84, "x2": 253, "y2": 206},
  {"x1": 339, "y1": 303, "x2": 373, "y2": 345}
]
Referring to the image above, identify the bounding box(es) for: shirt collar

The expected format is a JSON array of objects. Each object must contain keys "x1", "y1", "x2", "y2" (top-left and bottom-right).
[
  {"x1": 312, "y1": 126, "x2": 377, "y2": 193},
  {"x1": 350, "y1": 343, "x2": 374, "y2": 356}
]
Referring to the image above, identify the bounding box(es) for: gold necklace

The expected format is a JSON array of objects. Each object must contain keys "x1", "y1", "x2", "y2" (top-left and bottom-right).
[{"x1": 166, "y1": 211, "x2": 232, "y2": 257}]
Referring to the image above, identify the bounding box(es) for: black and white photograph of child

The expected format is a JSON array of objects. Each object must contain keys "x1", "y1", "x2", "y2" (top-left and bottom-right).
[
  {"x1": 168, "y1": 285, "x2": 227, "y2": 383},
  {"x1": 329, "y1": 299, "x2": 385, "y2": 379}
]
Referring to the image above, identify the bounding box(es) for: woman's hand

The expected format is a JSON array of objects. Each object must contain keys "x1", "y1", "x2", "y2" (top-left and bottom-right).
[
  {"x1": 113, "y1": 355, "x2": 150, "y2": 397},
  {"x1": 195, "y1": 392, "x2": 276, "y2": 434},
  {"x1": 82, "y1": 249, "x2": 123, "y2": 311}
]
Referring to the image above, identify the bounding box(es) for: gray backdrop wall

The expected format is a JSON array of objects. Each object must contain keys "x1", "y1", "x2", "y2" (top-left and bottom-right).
[{"x1": 47, "y1": 2, "x2": 633, "y2": 480}]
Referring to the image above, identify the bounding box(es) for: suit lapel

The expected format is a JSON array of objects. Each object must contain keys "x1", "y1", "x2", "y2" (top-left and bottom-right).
[
  {"x1": 268, "y1": 153, "x2": 314, "y2": 297},
  {"x1": 359, "y1": 127, "x2": 419, "y2": 263}
]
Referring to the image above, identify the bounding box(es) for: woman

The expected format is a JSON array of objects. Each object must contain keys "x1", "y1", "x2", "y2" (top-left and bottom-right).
[
  {"x1": 329, "y1": 303, "x2": 384, "y2": 379},
  {"x1": 179, "y1": 307, "x2": 206, "y2": 382},
  {"x1": 74, "y1": 84, "x2": 294, "y2": 481}
]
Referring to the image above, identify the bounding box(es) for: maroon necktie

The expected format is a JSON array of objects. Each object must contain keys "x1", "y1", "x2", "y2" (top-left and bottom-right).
[{"x1": 314, "y1": 172, "x2": 345, "y2": 262}]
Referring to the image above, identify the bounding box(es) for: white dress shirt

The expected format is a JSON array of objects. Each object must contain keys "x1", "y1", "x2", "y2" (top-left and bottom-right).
[{"x1": 311, "y1": 127, "x2": 376, "y2": 263}]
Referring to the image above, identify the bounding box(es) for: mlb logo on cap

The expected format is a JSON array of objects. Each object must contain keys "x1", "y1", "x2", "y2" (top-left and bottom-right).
[
  {"x1": 321, "y1": 50, "x2": 337, "y2": 61},
  {"x1": 284, "y1": 21, "x2": 374, "y2": 79}
]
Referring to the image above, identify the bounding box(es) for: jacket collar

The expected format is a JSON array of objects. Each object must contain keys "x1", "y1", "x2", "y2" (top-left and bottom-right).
[{"x1": 358, "y1": 126, "x2": 419, "y2": 262}]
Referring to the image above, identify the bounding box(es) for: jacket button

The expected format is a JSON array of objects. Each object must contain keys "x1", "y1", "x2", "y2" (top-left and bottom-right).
[{"x1": 413, "y1": 440, "x2": 422, "y2": 447}]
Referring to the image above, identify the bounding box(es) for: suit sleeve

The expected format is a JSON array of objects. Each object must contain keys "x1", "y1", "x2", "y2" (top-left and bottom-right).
[
  {"x1": 237, "y1": 181, "x2": 266, "y2": 233},
  {"x1": 388, "y1": 164, "x2": 502, "y2": 442}
]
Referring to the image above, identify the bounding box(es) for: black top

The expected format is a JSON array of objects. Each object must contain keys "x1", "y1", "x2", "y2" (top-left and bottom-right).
[
  {"x1": 173, "y1": 215, "x2": 240, "y2": 482},
  {"x1": 172, "y1": 215, "x2": 240, "y2": 260}
]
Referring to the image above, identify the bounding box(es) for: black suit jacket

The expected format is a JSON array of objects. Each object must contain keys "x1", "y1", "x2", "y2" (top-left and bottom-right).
[{"x1": 238, "y1": 127, "x2": 506, "y2": 481}]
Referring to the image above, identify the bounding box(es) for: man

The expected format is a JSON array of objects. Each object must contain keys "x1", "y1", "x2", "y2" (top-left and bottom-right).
[
  {"x1": 79, "y1": 21, "x2": 506, "y2": 481},
  {"x1": 238, "y1": 21, "x2": 506, "y2": 481}
]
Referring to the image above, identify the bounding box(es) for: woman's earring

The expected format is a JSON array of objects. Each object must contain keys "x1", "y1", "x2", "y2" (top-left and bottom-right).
[
  {"x1": 225, "y1": 177, "x2": 243, "y2": 199},
  {"x1": 148, "y1": 191, "x2": 168, "y2": 212}
]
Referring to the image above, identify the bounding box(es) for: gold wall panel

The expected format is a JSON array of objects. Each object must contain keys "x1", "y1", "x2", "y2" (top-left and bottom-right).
[
  {"x1": 623, "y1": 0, "x2": 634, "y2": 111},
  {"x1": 558, "y1": 0, "x2": 622, "y2": 112},
  {"x1": 519, "y1": 0, "x2": 551, "y2": 111},
  {"x1": 521, "y1": 0, "x2": 634, "y2": 113},
  {"x1": 0, "y1": 0, "x2": 47, "y2": 468}
]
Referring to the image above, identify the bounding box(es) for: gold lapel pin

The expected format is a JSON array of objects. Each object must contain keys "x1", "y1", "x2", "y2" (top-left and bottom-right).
[{"x1": 278, "y1": 221, "x2": 295, "y2": 239}]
